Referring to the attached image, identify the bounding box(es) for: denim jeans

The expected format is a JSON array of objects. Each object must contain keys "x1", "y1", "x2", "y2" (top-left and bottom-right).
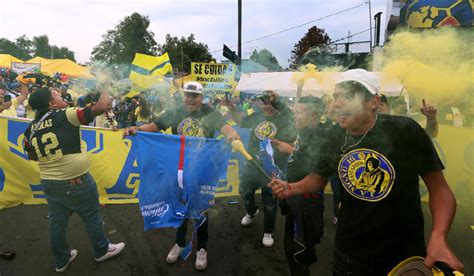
[
  {"x1": 239, "y1": 163, "x2": 277, "y2": 233},
  {"x1": 175, "y1": 217, "x2": 208, "y2": 250},
  {"x1": 42, "y1": 173, "x2": 110, "y2": 268}
]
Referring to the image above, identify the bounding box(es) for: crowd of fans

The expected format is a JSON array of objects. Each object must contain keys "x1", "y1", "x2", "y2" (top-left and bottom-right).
[{"x1": 0, "y1": 70, "x2": 268, "y2": 132}]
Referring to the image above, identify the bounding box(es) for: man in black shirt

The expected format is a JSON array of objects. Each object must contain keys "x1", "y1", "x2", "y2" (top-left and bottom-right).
[
  {"x1": 227, "y1": 90, "x2": 296, "y2": 248},
  {"x1": 124, "y1": 81, "x2": 239, "y2": 271},
  {"x1": 272, "y1": 96, "x2": 327, "y2": 276},
  {"x1": 269, "y1": 69, "x2": 463, "y2": 275}
]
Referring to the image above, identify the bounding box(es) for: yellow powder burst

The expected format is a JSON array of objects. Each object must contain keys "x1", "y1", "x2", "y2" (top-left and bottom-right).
[{"x1": 382, "y1": 28, "x2": 473, "y2": 104}]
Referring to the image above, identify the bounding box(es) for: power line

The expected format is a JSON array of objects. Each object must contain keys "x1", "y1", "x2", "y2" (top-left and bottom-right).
[
  {"x1": 239, "y1": 2, "x2": 367, "y2": 47},
  {"x1": 179, "y1": 2, "x2": 368, "y2": 66},
  {"x1": 331, "y1": 27, "x2": 373, "y2": 44}
]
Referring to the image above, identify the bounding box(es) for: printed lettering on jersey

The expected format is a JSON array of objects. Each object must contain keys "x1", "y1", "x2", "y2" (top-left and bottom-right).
[
  {"x1": 254, "y1": 121, "x2": 277, "y2": 140},
  {"x1": 177, "y1": 118, "x2": 205, "y2": 137},
  {"x1": 338, "y1": 148, "x2": 395, "y2": 202}
]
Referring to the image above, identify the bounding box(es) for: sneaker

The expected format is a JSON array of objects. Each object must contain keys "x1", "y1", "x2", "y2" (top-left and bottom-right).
[
  {"x1": 332, "y1": 216, "x2": 338, "y2": 225},
  {"x1": 55, "y1": 249, "x2": 78, "y2": 273},
  {"x1": 241, "y1": 209, "x2": 259, "y2": 226},
  {"x1": 95, "y1": 242, "x2": 125, "y2": 262},
  {"x1": 195, "y1": 248, "x2": 208, "y2": 270},
  {"x1": 262, "y1": 233, "x2": 274, "y2": 247},
  {"x1": 166, "y1": 244, "x2": 184, "y2": 264}
]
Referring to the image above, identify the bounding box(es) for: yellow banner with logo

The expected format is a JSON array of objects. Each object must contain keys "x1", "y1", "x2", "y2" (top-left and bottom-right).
[
  {"x1": 0, "y1": 116, "x2": 242, "y2": 210},
  {"x1": 191, "y1": 62, "x2": 236, "y2": 96},
  {"x1": 1, "y1": 115, "x2": 472, "y2": 209}
]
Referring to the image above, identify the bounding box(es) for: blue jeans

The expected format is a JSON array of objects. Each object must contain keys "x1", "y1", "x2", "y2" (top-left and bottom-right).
[
  {"x1": 239, "y1": 163, "x2": 277, "y2": 233},
  {"x1": 42, "y1": 173, "x2": 110, "y2": 268}
]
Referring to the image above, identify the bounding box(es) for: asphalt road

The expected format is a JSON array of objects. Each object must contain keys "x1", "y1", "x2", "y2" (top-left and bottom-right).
[{"x1": 0, "y1": 195, "x2": 472, "y2": 276}]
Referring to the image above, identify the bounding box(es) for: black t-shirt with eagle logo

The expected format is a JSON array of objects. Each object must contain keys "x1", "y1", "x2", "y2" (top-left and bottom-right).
[
  {"x1": 153, "y1": 105, "x2": 226, "y2": 138},
  {"x1": 313, "y1": 113, "x2": 444, "y2": 262},
  {"x1": 242, "y1": 110, "x2": 297, "y2": 170}
]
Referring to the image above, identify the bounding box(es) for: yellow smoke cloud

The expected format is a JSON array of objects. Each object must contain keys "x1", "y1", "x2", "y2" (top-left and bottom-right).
[{"x1": 382, "y1": 28, "x2": 473, "y2": 103}]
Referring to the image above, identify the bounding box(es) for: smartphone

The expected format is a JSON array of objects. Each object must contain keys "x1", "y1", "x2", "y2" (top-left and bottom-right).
[{"x1": 3, "y1": 95, "x2": 11, "y2": 102}]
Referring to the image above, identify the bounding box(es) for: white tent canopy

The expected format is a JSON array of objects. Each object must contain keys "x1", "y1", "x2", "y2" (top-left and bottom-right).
[{"x1": 236, "y1": 72, "x2": 405, "y2": 97}]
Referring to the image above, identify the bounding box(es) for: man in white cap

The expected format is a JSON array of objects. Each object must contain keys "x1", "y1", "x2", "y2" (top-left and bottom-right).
[
  {"x1": 269, "y1": 69, "x2": 463, "y2": 275},
  {"x1": 124, "y1": 81, "x2": 240, "y2": 271}
]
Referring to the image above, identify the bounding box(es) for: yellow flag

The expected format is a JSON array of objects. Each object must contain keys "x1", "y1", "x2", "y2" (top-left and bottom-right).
[{"x1": 129, "y1": 53, "x2": 173, "y2": 89}]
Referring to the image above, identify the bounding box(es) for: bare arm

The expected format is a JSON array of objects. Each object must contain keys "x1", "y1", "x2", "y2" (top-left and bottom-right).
[
  {"x1": 123, "y1": 122, "x2": 159, "y2": 137},
  {"x1": 224, "y1": 100, "x2": 245, "y2": 126},
  {"x1": 220, "y1": 124, "x2": 240, "y2": 141},
  {"x1": 15, "y1": 83, "x2": 29, "y2": 106},
  {"x1": 421, "y1": 99, "x2": 438, "y2": 138},
  {"x1": 268, "y1": 173, "x2": 327, "y2": 199},
  {"x1": 91, "y1": 84, "x2": 110, "y2": 117},
  {"x1": 422, "y1": 171, "x2": 463, "y2": 272}
]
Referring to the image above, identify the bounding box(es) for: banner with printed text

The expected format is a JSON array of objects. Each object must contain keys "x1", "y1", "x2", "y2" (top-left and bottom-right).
[
  {"x1": 1, "y1": 116, "x2": 472, "y2": 209},
  {"x1": 191, "y1": 62, "x2": 236, "y2": 96},
  {"x1": 0, "y1": 116, "x2": 249, "y2": 209}
]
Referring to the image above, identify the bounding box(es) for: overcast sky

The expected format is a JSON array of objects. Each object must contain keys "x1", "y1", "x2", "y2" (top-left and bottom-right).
[{"x1": 0, "y1": 0, "x2": 389, "y2": 67}]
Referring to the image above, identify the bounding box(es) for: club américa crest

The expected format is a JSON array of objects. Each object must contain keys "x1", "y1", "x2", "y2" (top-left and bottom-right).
[
  {"x1": 177, "y1": 118, "x2": 205, "y2": 137},
  {"x1": 254, "y1": 121, "x2": 277, "y2": 140},
  {"x1": 338, "y1": 148, "x2": 395, "y2": 202}
]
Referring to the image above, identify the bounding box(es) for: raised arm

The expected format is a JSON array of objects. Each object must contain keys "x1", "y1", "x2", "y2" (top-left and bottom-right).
[
  {"x1": 91, "y1": 84, "x2": 110, "y2": 117},
  {"x1": 421, "y1": 99, "x2": 438, "y2": 138},
  {"x1": 224, "y1": 99, "x2": 245, "y2": 126}
]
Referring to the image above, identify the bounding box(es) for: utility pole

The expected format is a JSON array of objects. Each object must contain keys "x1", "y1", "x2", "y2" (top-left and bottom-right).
[
  {"x1": 181, "y1": 46, "x2": 184, "y2": 87},
  {"x1": 345, "y1": 31, "x2": 351, "y2": 53},
  {"x1": 368, "y1": 0, "x2": 373, "y2": 52},
  {"x1": 374, "y1": 12, "x2": 383, "y2": 47},
  {"x1": 238, "y1": 0, "x2": 242, "y2": 65}
]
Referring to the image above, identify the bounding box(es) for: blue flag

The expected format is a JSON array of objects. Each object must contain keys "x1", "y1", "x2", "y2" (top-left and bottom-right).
[
  {"x1": 257, "y1": 139, "x2": 283, "y2": 179},
  {"x1": 132, "y1": 132, "x2": 231, "y2": 231}
]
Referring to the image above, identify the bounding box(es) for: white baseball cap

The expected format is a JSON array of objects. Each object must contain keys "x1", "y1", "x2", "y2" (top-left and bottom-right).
[
  {"x1": 336, "y1": 69, "x2": 380, "y2": 95},
  {"x1": 182, "y1": 81, "x2": 204, "y2": 94}
]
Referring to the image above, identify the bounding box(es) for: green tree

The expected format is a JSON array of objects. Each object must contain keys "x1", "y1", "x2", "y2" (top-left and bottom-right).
[
  {"x1": 0, "y1": 35, "x2": 75, "y2": 61},
  {"x1": 250, "y1": 48, "x2": 283, "y2": 71},
  {"x1": 51, "y1": 46, "x2": 75, "y2": 60},
  {"x1": 32, "y1": 35, "x2": 51, "y2": 58},
  {"x1": 0, "y1": 38, "x2": 21, "y2": 57},
  {"x1": 91, "y1": 12, "x2": 158, "y2": 64},
  {"x1": 158, "y1": 34, "x2": 213, "y2": 74},
  {"x1": 289, "y1": 26, "x2": 332, "y2": 69},
  {"x1": 15, "y1": 35, "x2": 33, "y2": 60}
]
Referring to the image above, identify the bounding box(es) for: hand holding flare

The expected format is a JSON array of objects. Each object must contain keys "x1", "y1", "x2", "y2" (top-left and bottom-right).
[{"x1": 231, "y1": 140, "x2": 272, "y2": 181}]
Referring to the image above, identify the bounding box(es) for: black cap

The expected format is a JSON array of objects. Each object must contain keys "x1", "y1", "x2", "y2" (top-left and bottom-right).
[{"x1": 28, "y1": 88, "x2": 51, "y2": 111}]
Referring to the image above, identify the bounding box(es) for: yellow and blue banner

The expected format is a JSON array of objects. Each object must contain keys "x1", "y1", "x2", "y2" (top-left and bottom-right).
[
  {"x1": 129, "y1": 53, "x2": 173, "y2": 89},
  {"x1": 0, "y1": 116, "x2": 248, "y2": 210},
  {"x1": 1, "y1": 115, "x2": 472, "y2": 209}
]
